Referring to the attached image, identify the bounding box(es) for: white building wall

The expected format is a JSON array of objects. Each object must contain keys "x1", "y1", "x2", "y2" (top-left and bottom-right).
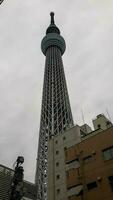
[{"x1": 47, "y1": 126, "x2": 81, "y2": 200}]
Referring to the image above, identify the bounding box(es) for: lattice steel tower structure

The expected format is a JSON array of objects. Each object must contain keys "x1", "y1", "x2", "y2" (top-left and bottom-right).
[{"x1": 35, "y1": 12, "x2": 74, "y2": 200}]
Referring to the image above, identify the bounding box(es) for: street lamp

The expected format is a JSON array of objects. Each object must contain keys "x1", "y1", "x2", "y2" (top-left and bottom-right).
[{"x1": 9, "y1": 156, "x2": 24, "y2": 200}]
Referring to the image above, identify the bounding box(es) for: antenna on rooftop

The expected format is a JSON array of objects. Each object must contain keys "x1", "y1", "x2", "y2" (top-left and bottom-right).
[
  {"x1": 106, "y1": 108, "x2": 112, "y2": 122},
  {"x1": 81, "y1": 109, "x2": 85, "y2": 124}
]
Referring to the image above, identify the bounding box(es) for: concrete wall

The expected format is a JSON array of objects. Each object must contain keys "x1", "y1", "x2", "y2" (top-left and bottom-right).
[{"x1": 47, "y1": 126, "x2": 81, "y2": 200}]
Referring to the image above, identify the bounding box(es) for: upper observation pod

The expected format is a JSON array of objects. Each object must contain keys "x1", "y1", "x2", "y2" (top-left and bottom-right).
[{"x1": 41, "y1": 12, "x2": 66, "y2": 55}]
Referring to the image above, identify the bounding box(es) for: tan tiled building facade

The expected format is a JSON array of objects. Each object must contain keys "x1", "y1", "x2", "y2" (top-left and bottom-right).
[
  {"x1": 66, "y1": 126, "x2": 113, "y2": 200},
  {"x1": 47, "y1": 114, "x2": 113, "y2": 200}
]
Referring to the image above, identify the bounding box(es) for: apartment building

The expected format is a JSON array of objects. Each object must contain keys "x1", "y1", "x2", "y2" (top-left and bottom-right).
[{"x1": 47, "y1": 114, "x2": 113, "y2": 200}]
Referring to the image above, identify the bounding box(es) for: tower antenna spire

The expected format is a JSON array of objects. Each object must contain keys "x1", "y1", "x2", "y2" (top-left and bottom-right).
[
  {"x1": 50, "y1": 12, "x2": 55, "y2": 24},
  {"x1": 36, "y1": 13, "x2": 73, "y2": 200}
]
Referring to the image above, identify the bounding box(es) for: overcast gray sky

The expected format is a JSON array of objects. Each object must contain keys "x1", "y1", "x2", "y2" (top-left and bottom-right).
[{"x1": 0, "y1": 0, "x2": 113, "y2": 183}]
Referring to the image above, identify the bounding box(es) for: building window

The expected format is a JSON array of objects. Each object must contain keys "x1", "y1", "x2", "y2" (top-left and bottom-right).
[
  {"x1": 68, "y1": 185, "x2": 83, "y2": 197},
  {"x1": 64, "y1": 146, "x2": 67, "y2": 150},
  {"x1": 63, "y1": 136, "x2": 66, "y2": 140},
  {"x1": 97, "y1": 124, "x2": 101, "y2": 129},
  {"x1": 83, "y1": 155, "x2": 93, "y2": 163},
  {"x1": 87, "y1": 181, "x2": 97, "y2": 190},
  {"x1": 66, "y1": 157, "x2": 79, "y2": 165},
  {"x1": 108, "y1": 175, "x2": 113, "y2": 191},
  {"x1": 56, "y1": 174, "x2": 60, "y2": 179},
  {"x1": 56, "y1": 162, "x2": 59, "y2": 167},
  {"x1": 56, "y1": 150, "x2": 59, "y2": 155},
  {"x1": 55, "y1": 140, "x2": 58, "y2": 144},
  {"x1": 106, "y1": 121, "x2": 111, "y2": 126},
  {"x1": 102, "y1": 146, "x2": 113, "y2": 161},
  {"x1": 57, "y1": 189, "x2": 60, "y2": 194}
]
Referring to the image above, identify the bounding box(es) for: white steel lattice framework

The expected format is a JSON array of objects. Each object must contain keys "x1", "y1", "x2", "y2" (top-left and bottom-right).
[
  {"x1": 0, "y1": 0, "x2": 4, "y2": 5},
  {"x1": 35, "y1": 13, "x2": 74, "y2": 200}
]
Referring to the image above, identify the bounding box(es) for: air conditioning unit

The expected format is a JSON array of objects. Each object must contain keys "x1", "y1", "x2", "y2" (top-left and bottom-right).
[
  {"x1": 97, "y1": 176, "x2": 102, "y2": 181},
  {"x1": 92, "y1": 150, "x2": 96, "y2": 155}
]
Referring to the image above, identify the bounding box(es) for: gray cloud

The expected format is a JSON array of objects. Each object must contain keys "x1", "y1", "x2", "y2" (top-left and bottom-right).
[{"x1": 0, "y1": 0, "x2": 113, "y2": 182}]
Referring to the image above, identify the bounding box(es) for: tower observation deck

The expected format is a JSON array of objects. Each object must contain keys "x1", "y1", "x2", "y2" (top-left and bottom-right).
[{"x1": 35, "y1": 12, "x2": 74, "y2": 200}]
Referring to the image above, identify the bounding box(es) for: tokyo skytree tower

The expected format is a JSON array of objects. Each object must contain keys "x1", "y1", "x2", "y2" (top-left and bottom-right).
[{"x1": 35, "y1": 12, "x2": 74, "y2": 200}]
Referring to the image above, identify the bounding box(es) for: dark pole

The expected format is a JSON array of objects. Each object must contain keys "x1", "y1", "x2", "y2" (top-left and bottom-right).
[{"x1": 9, "y1": 156, "x2": 24, "y2": 200}]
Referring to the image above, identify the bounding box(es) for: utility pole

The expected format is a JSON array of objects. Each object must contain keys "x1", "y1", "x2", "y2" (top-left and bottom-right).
[{"x1": 9, "y1": 156, "x2": 24, "y2": 200}]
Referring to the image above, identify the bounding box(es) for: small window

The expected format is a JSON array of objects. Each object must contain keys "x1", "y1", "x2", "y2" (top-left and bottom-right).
[
  {"x1": 56, "y1": 162, "x2": 59, "y2": 167},
  {"x1": 83, "y1": 155, "x2": 93, "y2": 163},
  {"x1": 108, "y1": 175, "x2": 113, "y2": 191},
  {"x1": 106, "y1": 121, "x2": 111, "y2": 126},
  {"x1": 97, "y1": 124, "x2": 101, "y2": 129},
  {"x1": 102, "y1": 146, "x2": 113, "y2": 161},
  {"x1": 87, "y1": 181, "x2": 97, "y2": 190},
  {"x1": 56, "y1": 174, "x2": 60, "y2": 179},
  {"x1": 56, "y1": 150, "x2": 59, "y2": 155},
  {"x1": 63, "y1": 136, "x2": 66, "y2": 140},
  {"x1": 97, "y1": 124, "x2": 101, "y2": 128},
  {"x1": 55, "y1": 140, "x2": 58, "y2": 144},
  {"x1": 64, "y1": 146, "x2": 67, "y2": 150},
  {"x1": 68, "y1": 185, "x2": 83, "y2": 198},
  {"x1": 57, "y1": 189, "x2": 60, "y2": 194}
]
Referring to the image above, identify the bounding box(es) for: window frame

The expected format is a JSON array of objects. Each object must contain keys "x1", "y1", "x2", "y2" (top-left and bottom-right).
[
  {"x1": 108, "y1": 175, "x2": 113, "y2": 191},
  {"x1": 87, "y1": 181, "x2": 97, "y2": 190},
  {"x1": 102, "y1": 146, "x2": 113, "y2": 161}
]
